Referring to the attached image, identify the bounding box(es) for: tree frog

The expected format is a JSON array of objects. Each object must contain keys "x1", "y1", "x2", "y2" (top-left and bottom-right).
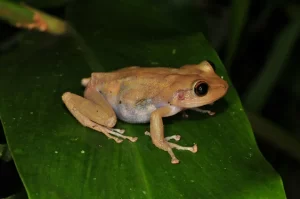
[{"x1": 62, "y1": 60, "x2": 228, "y2": 164}]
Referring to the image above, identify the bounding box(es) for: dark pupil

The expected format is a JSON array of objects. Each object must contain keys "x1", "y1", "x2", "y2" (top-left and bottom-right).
[{"x1": 195, "y1": 83, "x2": 209, "y2": 96}]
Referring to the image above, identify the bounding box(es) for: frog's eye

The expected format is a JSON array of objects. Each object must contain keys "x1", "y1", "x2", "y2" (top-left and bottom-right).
[
  {"x1": 207, "y1": 60, "x2": 216, "y2": 71},
  {"x1": 194, "y1": 81, "x2": 209, "y2": 96}
]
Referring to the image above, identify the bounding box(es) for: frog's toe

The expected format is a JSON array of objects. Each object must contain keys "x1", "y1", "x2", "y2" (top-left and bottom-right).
[
  {"x1": 167, "y1": 142, "x2": 198, "y2": 154},
  {"x1": 112, "y1": 137, "x2": 123, "y2": 143},
  {"x1": 165, "y1": 135, "x2": 181, "y2": 141},
  {"x1": 191, "y1": 144, "x2": 198, "y2": 153},
  {"x1": 182, "y1": 111, "x2": 189, "y2": 118},
  {"x1": 106, "y1": 127, "x2": 136, "y2": 142},
  {"x1": 129, "y1": 137, "x2": 138, "y2": 142},
  {"x1": 112, "y1": 128, "x2": 125, "y2": 134},
  {"x1": 171, "y1": 158, "x2": 180, "y2": 164},
  {"x1": 144, "y1": 131, "x2": 150, "y2": 136},
  {"x1": 145, "y1": 132, "x2": 181, "y2": 141}
]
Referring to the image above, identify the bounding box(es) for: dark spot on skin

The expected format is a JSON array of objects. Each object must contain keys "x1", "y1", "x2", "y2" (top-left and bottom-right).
[
  {"x1": 136, "y1": 99, "x2": 146, "y2": 106},
  {"x1": 119, "y1": 100, "x2": 122, "y2": 104},
  {"x1": 109, "y1": 91, "x2": 112, "y2": 93},
  {"x1": 96, "y1": 110, "x2": 98, "y2": 112}
]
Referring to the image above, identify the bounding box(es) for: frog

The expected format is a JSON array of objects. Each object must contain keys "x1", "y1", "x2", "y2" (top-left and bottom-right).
[{"x1": 61, "y1": 60, "x2": 228, "y2": 164}]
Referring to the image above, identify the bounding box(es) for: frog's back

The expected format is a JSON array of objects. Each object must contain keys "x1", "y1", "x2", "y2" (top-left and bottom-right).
[
  {"x1": 92, "y1": 67, "x2": 182, "y2": 123},
  {"x1": 94, "y1": 67, "x2": 177, "y2": 81}
]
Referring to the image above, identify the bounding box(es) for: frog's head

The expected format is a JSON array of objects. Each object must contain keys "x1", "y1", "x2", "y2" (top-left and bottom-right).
[{"x1": 169, "y1": 61, "x2": 229, "y2": 108}]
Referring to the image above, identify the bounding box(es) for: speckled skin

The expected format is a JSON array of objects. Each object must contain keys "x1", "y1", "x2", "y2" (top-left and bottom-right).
[{"x1": 62, "y1": 61, "x2": 228, "y2": 164}]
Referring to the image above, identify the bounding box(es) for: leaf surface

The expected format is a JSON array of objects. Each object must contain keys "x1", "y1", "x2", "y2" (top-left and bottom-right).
[{"x1": 0, "y1": 1, "x2": 286, "y2": 198}]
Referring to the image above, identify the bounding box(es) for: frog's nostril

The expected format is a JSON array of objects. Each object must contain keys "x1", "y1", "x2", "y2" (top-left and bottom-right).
[
  {"x1": 218, "y1": 82, "x2": 228, "y2": 94},
  {"x1": 223, "y1": 81, "x2": 229, "y2": 90}
]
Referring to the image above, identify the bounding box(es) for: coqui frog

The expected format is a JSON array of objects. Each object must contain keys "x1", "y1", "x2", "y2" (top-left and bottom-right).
[{"x1": 62, "y1": 60, "x2": 228, "y2": 164}]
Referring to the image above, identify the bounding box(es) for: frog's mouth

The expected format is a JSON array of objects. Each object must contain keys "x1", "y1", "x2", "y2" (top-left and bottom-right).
[{"x1": 204, "y1": 92, "x2": 227, "y2": 105}]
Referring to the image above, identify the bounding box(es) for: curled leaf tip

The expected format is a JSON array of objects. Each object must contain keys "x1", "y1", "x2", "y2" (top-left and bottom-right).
[{"x1": 15, "y1": 13, "x2": 48, "y2": 32}]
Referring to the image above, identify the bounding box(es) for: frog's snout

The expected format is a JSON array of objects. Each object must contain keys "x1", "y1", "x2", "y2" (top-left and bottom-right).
[
  {"x1": 222, "y1": 80, "x2": 229, "y2": 92},
  {"x1": 215, "y1": 79, "x2": 229, "y2": 99}
]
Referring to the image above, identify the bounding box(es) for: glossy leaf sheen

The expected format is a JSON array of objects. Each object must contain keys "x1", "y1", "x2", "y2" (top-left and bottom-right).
[{"x1": 0, "y1": 1, "x2": 285, "y2": 198}]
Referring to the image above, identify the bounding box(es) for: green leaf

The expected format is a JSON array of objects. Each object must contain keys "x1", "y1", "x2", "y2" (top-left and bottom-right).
[{"x1": 0, "y1": 1, "x2": 286, "y2": 198}]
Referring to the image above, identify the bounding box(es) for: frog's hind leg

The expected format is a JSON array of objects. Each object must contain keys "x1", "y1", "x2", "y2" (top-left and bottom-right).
[{"x1": 62, "y1": 92, "x2": 137, "y2": 143}]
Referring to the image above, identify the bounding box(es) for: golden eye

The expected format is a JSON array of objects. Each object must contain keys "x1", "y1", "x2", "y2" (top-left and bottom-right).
[{"x1": 194, "y1": 81, "x2": 209, "y2": 96}]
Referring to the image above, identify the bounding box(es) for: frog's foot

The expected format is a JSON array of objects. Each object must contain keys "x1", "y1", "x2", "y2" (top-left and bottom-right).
[
  {"x1": 181, "y1": 111, "x2": 189, "y2": 118},
  {"x1": 108, "y1": 127, "x2": 138, "y2": 142},
  {"x1": 145, "y1": 131, "x2": 180, "y2": 141},
  {"x1": 83, "y1": 116, "x2": 138, "y2": 143},
  {"x1": 164, "y1": 142, "x2": 197, "y2": 164},
  {"x1": 145, "y1": 131, "x2": 197, "y2": 164},
  {"x1": 165, "y1": 135, "x2": 181, "y2": 141},
  {"x1": 168, "y1": 142, "x2": 197, "y2": 153},
  {"x1": 111, "y1": 128, "x2": 125, "y2": 134},
  {"x1": 70, "y1": 109, "x2": 125, "y2": 143},
  {"x1": 190, "y1": 108, "x2": 215, "y2": 116}
]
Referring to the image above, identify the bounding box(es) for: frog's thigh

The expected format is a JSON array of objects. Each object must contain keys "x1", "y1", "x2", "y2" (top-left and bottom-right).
[
  {"x1": 62, "y1": 92, "x2": 138, "y2": 143},
  {"x1": 62, "y1": 92, "x2": 124, "y2": 143},
  {"x1": 62, "y1": 92, "x2": 115, "y2": 127},
  {"x1": 80, "y1": 87, "x2": 117, "y2": 127}
]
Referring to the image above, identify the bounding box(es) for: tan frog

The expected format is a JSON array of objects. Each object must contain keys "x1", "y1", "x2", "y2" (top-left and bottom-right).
[{"x1": 62, "y1": 60, "x2": 228, "y2": 164}]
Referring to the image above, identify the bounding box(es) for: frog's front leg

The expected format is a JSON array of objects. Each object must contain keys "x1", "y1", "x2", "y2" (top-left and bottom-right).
[
  {"x1": 62, "y1": 87, "x2": 137, "y2": 143},
  {"x1": 148, "y1": 106, "x2": 197, "y2": 164}
]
